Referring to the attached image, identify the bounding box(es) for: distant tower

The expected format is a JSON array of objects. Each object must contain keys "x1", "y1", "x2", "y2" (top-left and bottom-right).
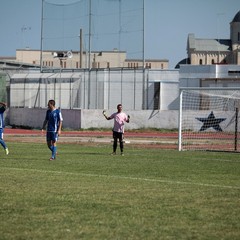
[{"x1": 230, "y1": 10, "x2": 240, "y2": 51}]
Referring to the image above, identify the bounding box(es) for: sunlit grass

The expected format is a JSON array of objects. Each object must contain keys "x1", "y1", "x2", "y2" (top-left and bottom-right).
[{"x1": 0, "y1": 142, "x2": 239, "y2": 239}]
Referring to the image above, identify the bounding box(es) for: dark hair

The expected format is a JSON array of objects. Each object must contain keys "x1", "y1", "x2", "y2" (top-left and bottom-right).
[
  {"x1": 117, "y1": 104, "x2": 122, "y2": 108},
  {"x1": 48, "y1": 99, "x2": 55, "y2": 106}
]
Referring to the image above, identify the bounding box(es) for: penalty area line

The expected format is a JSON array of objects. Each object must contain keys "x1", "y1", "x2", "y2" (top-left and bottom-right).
[{"x1": 1, "y1": 167, "x2": 240, "y2": 190}]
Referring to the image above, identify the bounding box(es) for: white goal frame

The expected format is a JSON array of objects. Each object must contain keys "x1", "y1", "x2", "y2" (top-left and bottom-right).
[{"x1": 178, "y1": 87, "x2": 240, "y2": 152}]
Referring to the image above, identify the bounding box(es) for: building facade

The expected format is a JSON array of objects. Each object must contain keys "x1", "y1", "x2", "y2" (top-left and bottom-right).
[
  {"x1": 186, "y1": 10, "x2": 240, "y2": 66},
  {"x1": 14, "y1": 49, "x2": 168, "y2": 70}
]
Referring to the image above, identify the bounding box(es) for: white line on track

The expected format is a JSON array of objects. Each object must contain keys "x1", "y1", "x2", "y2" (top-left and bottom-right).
[{"x1": 1, "y1": 167, "x2": 240, "y2": 190}]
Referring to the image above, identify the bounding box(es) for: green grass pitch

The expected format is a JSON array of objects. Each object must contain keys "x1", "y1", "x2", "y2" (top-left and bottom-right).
[{"x1": 0, "y1": 142, "x2": 240, "y2": 239}]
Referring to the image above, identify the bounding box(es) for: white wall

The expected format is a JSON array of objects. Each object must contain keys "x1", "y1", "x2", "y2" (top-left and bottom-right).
[
  {"x1": 9, "y1": 108, "x2": 81, "y2": 129},
  {"x1": 8, "y1": 108, "x2": 179, "y2": 130}
]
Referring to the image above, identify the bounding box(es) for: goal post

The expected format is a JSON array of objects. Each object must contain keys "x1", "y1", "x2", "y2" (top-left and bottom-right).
[{"x1": 178, "y1": 87, "x2": 240, "y2": 152}]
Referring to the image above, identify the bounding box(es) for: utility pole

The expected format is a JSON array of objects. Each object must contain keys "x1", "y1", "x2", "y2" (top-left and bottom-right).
[{"x1": 80, "y1": 28, "x2": 83, "y2": 68}]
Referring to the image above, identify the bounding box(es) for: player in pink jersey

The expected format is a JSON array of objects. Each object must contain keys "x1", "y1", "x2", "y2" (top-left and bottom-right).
[{"x1": 103, "y1": 104, "x2": 130, "y2": 156}]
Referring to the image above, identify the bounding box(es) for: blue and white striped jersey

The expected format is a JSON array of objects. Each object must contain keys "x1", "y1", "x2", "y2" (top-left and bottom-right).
[{"x1": 45, "y1": 108, "x2": 63, "y2": 132}]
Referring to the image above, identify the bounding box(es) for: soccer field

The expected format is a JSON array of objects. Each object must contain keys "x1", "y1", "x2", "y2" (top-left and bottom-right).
[{"x1": 0, "y1": 141, "x2": 239, "y2": 239}]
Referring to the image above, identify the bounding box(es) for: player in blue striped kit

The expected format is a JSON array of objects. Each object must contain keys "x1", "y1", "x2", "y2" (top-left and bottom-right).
[
  {"x1": 42, "y1": 100, "x2": 63, "y2": 161},
  {"x1": 0, "y1": 102, "x2": 9, "y2": 155}
]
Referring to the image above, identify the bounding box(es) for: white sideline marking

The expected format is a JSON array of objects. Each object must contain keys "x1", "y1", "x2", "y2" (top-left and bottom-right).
[
  {"x1": 193, "y1": 157, "x2": 240, "y2": 163},
  {"x1": 1, "y1": 167, "x2": 240, "y2": 190}
]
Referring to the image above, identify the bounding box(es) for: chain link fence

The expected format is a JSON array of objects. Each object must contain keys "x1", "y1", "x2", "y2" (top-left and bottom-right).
[{"x1": 41, "y1": 0, "x2": 144, "y2": 69}]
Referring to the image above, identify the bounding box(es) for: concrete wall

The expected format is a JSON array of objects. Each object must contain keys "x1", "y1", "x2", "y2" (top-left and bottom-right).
[
  {"x1": 8, "y1": 108, "x2": 179, "y2": 130},
  {"x1": 81, "y1": 109, "x2": 178, "y2": 129},
  {"x1": 9, "y1": 108, "x2": 81, "y2": 129}
]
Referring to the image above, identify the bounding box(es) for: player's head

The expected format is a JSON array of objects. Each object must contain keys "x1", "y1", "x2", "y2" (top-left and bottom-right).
[
  {"x1": 48, "y1": 99, "x2": 55, "y2": 109},
  {"x1": 117, "y1": 104, "x2": 122, "y2": 112}
]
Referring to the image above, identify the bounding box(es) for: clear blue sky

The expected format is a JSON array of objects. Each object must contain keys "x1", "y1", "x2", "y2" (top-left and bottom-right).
[{"x1": 0, "y1": 0, "x2": 239, "y2": 68}]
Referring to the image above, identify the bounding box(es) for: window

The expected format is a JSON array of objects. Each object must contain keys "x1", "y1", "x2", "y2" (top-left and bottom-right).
[
  {"x1": 146, "y1": 63, "x2": 152, "y2": 69},
  {"x1": 211, "y1": 59, "x2": 215, "y2": 64},
  {"x1": 199, "y1": 59, "x2": 203, "y2": 65}
]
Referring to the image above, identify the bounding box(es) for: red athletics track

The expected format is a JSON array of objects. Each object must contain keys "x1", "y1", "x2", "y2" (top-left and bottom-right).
[
  {"x1": 4, "y1": 128, "x2": 178, "y2": 139},
  {"x1": 5, "y1": 129, "x2": 235, "y2": 140}
]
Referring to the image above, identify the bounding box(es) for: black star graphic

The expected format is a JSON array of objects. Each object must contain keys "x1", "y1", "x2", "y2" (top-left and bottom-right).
[{"x1": 196, "y1": 111, "x2": 226, "y2": 132}]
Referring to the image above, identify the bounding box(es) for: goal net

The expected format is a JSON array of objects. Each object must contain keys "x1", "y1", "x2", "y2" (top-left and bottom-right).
[{"x1": 178, "y1": 87, "x2": 240, "y2": 152}]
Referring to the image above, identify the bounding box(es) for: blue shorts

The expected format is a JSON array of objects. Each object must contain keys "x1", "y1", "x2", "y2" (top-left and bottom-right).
[{"x1": 46, "y1": 132, "x2": 58, "y2": 142}]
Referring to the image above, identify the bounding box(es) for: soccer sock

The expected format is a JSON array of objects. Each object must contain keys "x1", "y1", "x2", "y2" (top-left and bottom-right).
[
  {"x1": 120, "y1": 141, "x2": 123, "y2": 152},
  {"x1": 52, "y1": 146, "x2": 57, "y2": 158},
  {"x1": 0, "y1": 139, "x2": 7, "y2": 149},
  {"x1": 48, "y1": 145, "x2": 53, "y2": 151},
  {"x1": 113, "y1": 139, "x2": 117, "y2": 152}
]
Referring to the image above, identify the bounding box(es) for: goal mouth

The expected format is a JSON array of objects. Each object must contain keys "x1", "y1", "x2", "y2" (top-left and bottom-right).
[{"x1": 178, "y1": 87, "x2": 240, "y2": 152}]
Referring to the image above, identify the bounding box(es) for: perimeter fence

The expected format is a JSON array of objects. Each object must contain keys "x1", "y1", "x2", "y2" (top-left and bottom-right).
[{"x1": 41, "y1": 0, "x2": 144, "y2": 69}]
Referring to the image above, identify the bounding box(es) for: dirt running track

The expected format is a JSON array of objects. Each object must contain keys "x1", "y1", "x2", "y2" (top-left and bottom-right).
[{"x1": 4, "y1": 128, "x2": 178, "y2": 149}]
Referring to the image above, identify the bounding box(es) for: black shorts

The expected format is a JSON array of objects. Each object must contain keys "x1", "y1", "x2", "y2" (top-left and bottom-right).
[{"x1": 112, "y1": 131, "x2": 123, "y2": 140}]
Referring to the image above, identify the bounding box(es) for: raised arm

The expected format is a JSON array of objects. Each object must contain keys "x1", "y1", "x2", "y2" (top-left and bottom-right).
[{"x1": 103, "y1": 110, "x2": 111, "y2": 120}]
